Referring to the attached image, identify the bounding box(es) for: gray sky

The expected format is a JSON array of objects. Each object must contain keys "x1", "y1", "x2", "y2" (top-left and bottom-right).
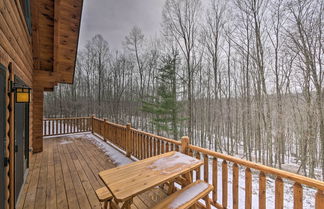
[{"x1": 79, "y1": 0, "x2": 166, "y2": 51}]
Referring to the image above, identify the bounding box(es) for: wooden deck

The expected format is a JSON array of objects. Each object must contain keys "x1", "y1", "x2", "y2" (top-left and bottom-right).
[{"x1": 17, "y1": 134, "x2": 167, "y2": 209}]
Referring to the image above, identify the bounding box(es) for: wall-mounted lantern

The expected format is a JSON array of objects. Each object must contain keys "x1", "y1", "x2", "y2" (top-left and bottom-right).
[{"x1": 11, "y1": 82, "x2": 31, "y2": 103}]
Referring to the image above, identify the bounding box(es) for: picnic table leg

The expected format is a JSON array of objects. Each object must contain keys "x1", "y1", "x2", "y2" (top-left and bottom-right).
[
  {"x1": 110, "y1": 200, "x2": 120, "y2": 209},
  {"x1": 103, "y1": 201, "x2": 109, "y2": 209},
  {"x1": 167, "y1": 182, "x2": 176, "y2": 195},
  {"x1": 121, "y1": 198, "x2": 133, "y2": 209},
  {"x1": 204, "y1": 195, "x2": 211, "y2": 209},
  {"x1": 184, "y1": 172, "x2": 192, "y2": 186}
]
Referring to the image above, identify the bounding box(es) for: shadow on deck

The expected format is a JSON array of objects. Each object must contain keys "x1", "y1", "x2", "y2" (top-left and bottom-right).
[{"x1": 17, "y1": 134, "x2": 167, "y2": 209}]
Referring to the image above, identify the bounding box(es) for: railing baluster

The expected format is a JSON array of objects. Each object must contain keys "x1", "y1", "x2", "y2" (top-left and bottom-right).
[
  {"x1": 145, "y1": 135, "x2": 148, "y2": 158},
  {"x1": 166, "y1": 142, "x2": 169, "y2": 153},
  {"x1": 245, "y1": 168, "x2": 252, "y2": 209},
  {"x1": 47, "y1": 120, "x2": 50, "y2": 135},
  {"x1": 153, "y1": 137, "x2": 157, "y2": 156},
  {"x1": 149, "y1": 136, "x2": 153, "y2": 157},
  {"x1": 196, "y1": 152, "x2": 201, "y2": 180},
  {"x1": 140, "y1": 134, "x2": 144, "y2": 159},
  {"x1": 275, "y1": 177, "x2": 284, "y2": 209},
  {"x1": 161, "y1": 141, "x2": 165, "y2": 154},
  {"x1": 212, "y1": 157, "x2": 218, "y2": 204},
  {"x1": 157, "y1": 139, "x2": 161, "y2": 155},
  {"x1": 52, "y1": 120, "x2": 54, "y2": 135},
  {"x1": 222, "y1": 160, "x2": 228, "y2": 208},
  {"x1": 233, "y1": 163, "x2": 239, "y2": 209},
  {"x1": 293, "y1": 182, "x2": 303, "y2": 209},
  {"x1": 204, "y1": 154, "x2": 209, "y2": 183},
  {"x1": 61, "y1": 119, "x2": 64, "y2": 134},
  {"x1": 259, "y1": 171, "x2": 266, "y2": 209},
  {"x1": 148, "y1": 136, "x2": 152, "y2": 157}
]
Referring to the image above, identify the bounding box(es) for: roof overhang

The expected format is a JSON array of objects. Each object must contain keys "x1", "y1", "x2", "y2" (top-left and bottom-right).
[{"x1": 31, "y1": 0, "x2": 83, "y2": 89}]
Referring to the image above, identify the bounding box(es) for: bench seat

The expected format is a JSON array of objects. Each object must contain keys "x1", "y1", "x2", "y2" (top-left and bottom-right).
[
  {"x1": 151, "y1": 180, "x2": 213, "y2": 209},
  {"x1": 95, "y1": 187, "x2": 113, "y2": 209}
]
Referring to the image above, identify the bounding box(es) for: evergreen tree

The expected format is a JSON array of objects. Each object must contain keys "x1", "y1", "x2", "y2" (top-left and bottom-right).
[{"x1": 142, "y1": 54, "x2": 184, "y2": 140}]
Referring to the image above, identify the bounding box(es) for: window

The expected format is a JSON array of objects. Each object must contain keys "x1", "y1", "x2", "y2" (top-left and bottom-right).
[{"x1": 19, "y1": 0, "x2": 32, "y2": 33}]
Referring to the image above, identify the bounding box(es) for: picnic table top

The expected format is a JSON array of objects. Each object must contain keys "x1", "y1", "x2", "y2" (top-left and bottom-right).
[{"x1": 99, "y1": 151, "x2": 203, "y2": 202}]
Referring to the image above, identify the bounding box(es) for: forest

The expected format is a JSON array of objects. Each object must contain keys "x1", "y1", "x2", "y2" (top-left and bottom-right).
[{"x1": 44, "y1": 0, "x2": 324, "y2": 180}]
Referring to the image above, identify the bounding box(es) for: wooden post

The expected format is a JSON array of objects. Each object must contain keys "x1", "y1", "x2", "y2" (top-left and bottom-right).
[
  {"x1": 126, "y1": 123, "x2": 131, "y2": 157},
  {"x1": 315, "y1": 190, "x2": 324, "y2": 209},
  {"x1": 181, "y1": 136, "x2": 189, "y2": 154},
  {"x1": 103, "y1": 119, "x2": 107, "y2": 140},
  {"x1": 91, "y1": 115, "x2": 94, "y2": 134}
]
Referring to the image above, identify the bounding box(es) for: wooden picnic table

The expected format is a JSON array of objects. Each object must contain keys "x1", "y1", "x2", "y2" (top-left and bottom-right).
[{"x1": 99, "y1": 151, "x2": 203, "y2": 209}]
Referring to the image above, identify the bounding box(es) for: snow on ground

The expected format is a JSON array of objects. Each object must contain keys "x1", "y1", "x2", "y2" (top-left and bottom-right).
[
  {"x1": 59, "y1": 140, "x2": 73, "y2": 145},
  {"x1": 194, "y1": 159, "x2": 317, "y2": 209},
  {"x1": 82, "y1": 133, "x2": 134, "y2": 166},
  {"x1": 44, "y1": 132, "x2": 90, "y2": 139}
]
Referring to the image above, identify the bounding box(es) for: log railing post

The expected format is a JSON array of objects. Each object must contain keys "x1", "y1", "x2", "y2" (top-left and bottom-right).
[
  {"x1": 103, "y1": 119, "x2": 107, "y2": 140},
  {"x1": 91, "y1": 115, "x2": 94, "y2": 134},
  {"x1": 126, "y1": 123, "x2": 131, "y2": 157},
  {"x1": 181, "y1": 136, "x2": 189, "y2": 154},
  {"x1": 315, "y1": 190, "x2": 324, "y2": 209}
]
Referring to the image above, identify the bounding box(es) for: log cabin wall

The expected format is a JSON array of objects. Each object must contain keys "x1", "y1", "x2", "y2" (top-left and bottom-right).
[
  {"x1": 0, "y1": 1, "x2": 33, "y2": 209},
  {"x1": 0, "y1": 0, "x2": 83, "y2": 208}
]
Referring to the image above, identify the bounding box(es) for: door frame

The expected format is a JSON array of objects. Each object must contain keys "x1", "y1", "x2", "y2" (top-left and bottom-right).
[
  {"x1": 0, "y1": 64, "x2": 7, "y2": 209},
  {"x1": 14, "y1": 76, "x2": 30, "y2": 204}
]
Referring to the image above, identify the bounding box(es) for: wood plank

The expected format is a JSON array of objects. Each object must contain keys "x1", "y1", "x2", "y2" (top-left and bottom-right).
[
  {"x1": 15, "y1": 149, "x2": 37, "y2": 209},
  {"x1": 17, "y1": 135, "x2": 169, "y2": 209},
  {"x1": 53, "y1": 141, "x2": 69, "y2": 209},
  {"x1": 151, "y1": 180, "x2": 213, "y2": 209},
  {"x1": 61, "y1": 138, "x2": 92, "y2": 209},
  {"x1": 23, "y1": 150, "x2": 44, "y2": 209},
  {"x1": 99, "y1": 152, "x2": 203, "y2": 202},
  {"x1": 57, "y1": 142, "x2": 80, "y2": 209},
  {"x1": 45, "y1": 139, "x2": 57, "y2": 209},
  {"x1": 34, "y1": 141, "x2": 49, "y2": 209}
]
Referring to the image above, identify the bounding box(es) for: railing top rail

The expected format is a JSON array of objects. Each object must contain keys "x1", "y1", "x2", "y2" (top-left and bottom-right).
[
  {"x1": 188, "y1": 144, "x2": 324, "y2": 190},
  {"x1": 131, "y1": 128, "x2": 181, "y2": 145},
  {"x1": 44, "y1": 117, "x2": 91, "y2": 120},
  {"x1": 106, "y1": 121, "x2": 126, "y2": 129},
  {"x1": 93, "y1": 117, "x2": 105, "y2": 122}
]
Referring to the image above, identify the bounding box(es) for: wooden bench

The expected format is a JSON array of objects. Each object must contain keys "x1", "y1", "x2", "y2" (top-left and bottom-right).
[
  {"x1": 151, "y1": 180, "x2": 213, "y2": 209},
  {"x1": 95, "y1": 187, "x2": 113, "y2": 209}
]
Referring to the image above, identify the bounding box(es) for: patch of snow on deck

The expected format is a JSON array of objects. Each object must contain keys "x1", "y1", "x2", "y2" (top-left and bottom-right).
[
  {"x1": 84, "y1": 133, "x2": 133, "y2": 166},
  {"x1": 168, "y1": 182, "x2": 209, "y2": 209},
  {"x1": 148, "y1": 152, "x2": 200, "y2": 175},
  {"x1": 59, "y1": 140, "x2": 73, "y2": 145}
]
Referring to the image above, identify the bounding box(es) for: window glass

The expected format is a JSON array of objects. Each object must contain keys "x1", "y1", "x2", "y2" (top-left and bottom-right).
[{"x1": 19, "y1": 0, "x2": 32, "y2": 33}]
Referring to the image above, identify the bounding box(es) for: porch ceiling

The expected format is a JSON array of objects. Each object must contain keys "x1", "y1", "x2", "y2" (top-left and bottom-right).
[{"x1": 31, "y1": 0, "x2": 84, "y2": 89}]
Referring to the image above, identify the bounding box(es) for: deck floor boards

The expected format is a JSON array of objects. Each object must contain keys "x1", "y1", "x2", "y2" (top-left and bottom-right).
[{"x1": 17, "y1": 135, "x2": 167, "y2": 209}]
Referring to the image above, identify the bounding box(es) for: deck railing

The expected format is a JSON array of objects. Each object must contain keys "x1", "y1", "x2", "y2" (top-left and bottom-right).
[
  {"x1": 44, "y1": 116, "x2": 324, "y2": 209},
  {"x1": 43, "y1": 117, "x2": 91, "y2": 136}
]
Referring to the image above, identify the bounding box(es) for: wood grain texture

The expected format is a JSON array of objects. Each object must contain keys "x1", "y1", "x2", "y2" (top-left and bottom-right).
[
  {"x1": 99, "y1": 151, "x2": 203, "y2": 202},
  {"x1": 17, "y1": 135, "x2": 167, "y2": 209},
  {"x1": 151, "y1": 180, "x2": 213, "y2": 209}
]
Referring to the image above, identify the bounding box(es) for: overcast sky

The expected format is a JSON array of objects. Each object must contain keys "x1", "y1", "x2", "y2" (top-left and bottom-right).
[{"x1": 79, "y1": 0, "x2": 167, "y2": 51}]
